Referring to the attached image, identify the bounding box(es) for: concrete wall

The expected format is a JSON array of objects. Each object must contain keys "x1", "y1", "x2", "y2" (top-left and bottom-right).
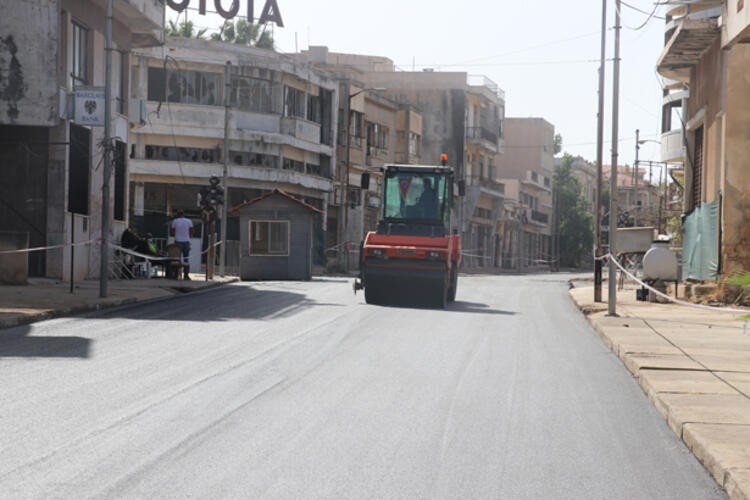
[
  {"x1": 721, "y1": 45, "x2": 750, "y2": 274},
  {"x1": 724, "y1": 0, "x2": 750, "y2": 46},
  {"x1": 0, "y1": 0, "x2": 59, "y2": 126},
  {"x1": 0, "y1": 231, "x2": 29, "y2": 284},
  {"x1": 497, "y1": 118, "x2": 555, "y2": 179}
]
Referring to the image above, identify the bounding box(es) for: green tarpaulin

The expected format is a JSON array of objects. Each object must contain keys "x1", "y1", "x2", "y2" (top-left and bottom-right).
[{"x1": 682, "y1": 200, "x2": 720, "y2": 281}]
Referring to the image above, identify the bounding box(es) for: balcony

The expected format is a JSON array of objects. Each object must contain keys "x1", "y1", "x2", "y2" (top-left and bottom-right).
[
  {"x1": 661, "y1": 129, "x2": 686, "y2": 163},
  {"x1": 657, "y1": 12, "x2": 721, "y2": 82},
  {"x1": 281, "y1": 117, "x2": 322, "y2": 144},
  {"x1": 467, "y1": 126, "x2": 499, "y2": 151},
  {"x1": 723, "y1": 0, "x2": 750, "y2": 46},
  {"x1": 115, "y1": 0, "x2": 165, "y2": 47},
  {"x1": 531, "y1": 210, "x2": 549, "y2": 225},
  {"x1": 467, "y1": 176, "x2": 504, "y2": 199}
]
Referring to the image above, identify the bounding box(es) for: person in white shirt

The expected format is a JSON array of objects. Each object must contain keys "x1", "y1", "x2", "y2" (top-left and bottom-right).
[{"x1": 170, "y1": 210, "x2": 194, "y2": 280}]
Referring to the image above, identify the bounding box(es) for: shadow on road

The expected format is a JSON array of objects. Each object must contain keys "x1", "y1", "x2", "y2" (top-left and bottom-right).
[
  {"x1": 371, "y1": 300, "x2": 516, "y2": 315},
  {"x1": 449, "y1": 301, "x2": 517, "y2": 315},
  {"x1": 89, "y1": 285, "x2": 340, "y2": 322},
  {"x1": 0, "y1": 325, "x2": 92, "y2": 359}
]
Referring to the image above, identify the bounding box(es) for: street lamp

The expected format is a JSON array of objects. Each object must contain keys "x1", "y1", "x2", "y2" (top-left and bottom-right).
[
  {"x1": 634, "y1": 130, "x2": 660, "y2": 226},
  {"x1": 340, "y1": 85, "x2": 385, "y2": 270}
]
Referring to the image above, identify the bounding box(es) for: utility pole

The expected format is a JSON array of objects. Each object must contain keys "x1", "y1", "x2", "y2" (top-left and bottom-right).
[
  {"x1": 594, "y1": 0, "x2": 607, "y2": 303},
  {"x1": 220, "y1": 61, "x2": 231, "y2": 277},
  {"x1": 337, "y1": 81, "x2": 352, "y2": 272},
  {"x1": 608, "y1": 0, "x2": 622, "y2": 317},
  {"x1": 99, "y1": 0, "x2": 113, "y2": 298},
  {"x1": 634, "y1": 128, "x2": 640, "y2": 226}
]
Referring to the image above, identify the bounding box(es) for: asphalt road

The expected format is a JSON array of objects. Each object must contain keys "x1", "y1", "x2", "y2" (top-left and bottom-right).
[{"x1": 0, "y1": 274, "x2": 725, "y2": 499}]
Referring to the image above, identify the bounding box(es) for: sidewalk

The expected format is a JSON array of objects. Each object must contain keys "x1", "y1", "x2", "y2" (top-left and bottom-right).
[
  {"x1": 570, "y1": 281, "x2": 750, "y2": 500},
  {"x1": 0, "y1": 275, "x2": 238, "y2": 330}
]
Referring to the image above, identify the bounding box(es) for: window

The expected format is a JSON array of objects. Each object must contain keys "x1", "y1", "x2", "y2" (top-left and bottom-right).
[
  {"x1": 408, "y1": 132, "x2": 420, "y2": 157},
  {"x1": 307, "y1": 163, "x2": 321, "y2": 176},
  {"x1": 145, "y1": 145, "x2": 217, "y2": 163},
  {"x1": 366, "y1": 122, "x2": 388, "y2": 153},
  {"x1": 231, "y1": 76, "x2": 273, "y2": 113},
  {"x1": 307, "y1": 94, "x2": 321, "y2": 123},
  {"x1": 147, "y1": 67, "x2": 166, "y2": 102},
  {"x1": 349, "y1": 111, "x2": 363, "y2": 147},
  {"x1": 230, "y1": 151, "x2": 278, "y2": 168},
  {"x1": 71, "y1": 22, "x2": 89, "y2": 87},
  {"x1": 282, "y1": 158, "x2": 304, "y2": 172},
  {"x1": 383, "y1": 172, "x2": 446, "y2": 222},
  {"x1": 284, "y1": 86, "x2": 305, "y2": 118},
  {"x1": 163, "y1": 70, "x2": 221, "y2": 105},
  {"x1": 113, "y1": 50, "x2": 126, "y2": 114},
  {"x1": 249, "y1": 220, "x2": 289, "y2": 255},
  {"x1": 692, "y1": 125, "x2": 704, "y2": 209},
  {"x1": 114, "y1": 141, "x2": 126, "y2": 221}
]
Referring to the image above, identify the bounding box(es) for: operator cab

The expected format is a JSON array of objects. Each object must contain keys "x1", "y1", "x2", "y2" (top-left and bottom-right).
[{"x1": 374, "y1": 165, "x2": 454, "y2": 237}]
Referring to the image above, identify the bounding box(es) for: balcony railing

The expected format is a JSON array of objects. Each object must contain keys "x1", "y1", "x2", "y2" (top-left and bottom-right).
[
  {"x1": 661, "y1": 129, "x2": 685, "y2": 163},
  {"x1": 467, "y1": 176, "x2": 504, "y2": 195},
  {"x1": 467, "y1": 126, "x2": 499, "y2": 146},
  {"x1": 531, "y1": 210, "x2": 549, "y2": 224}
]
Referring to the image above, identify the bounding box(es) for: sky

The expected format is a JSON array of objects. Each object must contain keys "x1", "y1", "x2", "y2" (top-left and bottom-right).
[{"x1": 168, "y1": 0, "x2": 667, "y2": 175}]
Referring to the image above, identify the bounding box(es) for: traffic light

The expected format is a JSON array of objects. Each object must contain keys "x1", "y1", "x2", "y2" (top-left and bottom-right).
[{"x1": 199, "y1": 176, "x2": 224, "y2": 210}]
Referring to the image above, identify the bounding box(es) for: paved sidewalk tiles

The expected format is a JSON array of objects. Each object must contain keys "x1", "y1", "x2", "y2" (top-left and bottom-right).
[{"x1": 570, "y1": 284, "x2": 750, "y2": 500}]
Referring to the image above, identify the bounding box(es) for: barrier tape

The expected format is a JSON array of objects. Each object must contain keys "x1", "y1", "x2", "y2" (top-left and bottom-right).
[
  {"x1": 326, "y1": 241, "x2": 355, "y2": 252},
  {"x1": 0, "y1": 239, "x2": 97, "y2": 255},
  {"x1": 607, "y1": 251, "x2": 749, "y2": 315},
  {"x1": 109, "y1": 243, "x2": 173, "y2": 262},
  {"x1": 110, "y1": 240, "x2": 223, "y2": 261},
  {"x1": 200, "y1": 240, "x2": 222, "y2": 257}
]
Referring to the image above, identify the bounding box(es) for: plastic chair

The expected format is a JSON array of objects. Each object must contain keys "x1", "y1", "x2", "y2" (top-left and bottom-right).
[{"x1": 165, "y1": 243, "x2": 184, "y2": 280}]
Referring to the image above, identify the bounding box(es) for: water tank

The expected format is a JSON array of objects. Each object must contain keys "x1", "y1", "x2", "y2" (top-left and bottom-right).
[{"x1": 642, "y1": 244, "x2": 679, "y2": 280}]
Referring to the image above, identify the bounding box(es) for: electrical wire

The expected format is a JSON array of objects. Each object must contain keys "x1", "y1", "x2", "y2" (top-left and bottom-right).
[{"x1": 617, "y1": 0, "x2": 664, "y2": 31}]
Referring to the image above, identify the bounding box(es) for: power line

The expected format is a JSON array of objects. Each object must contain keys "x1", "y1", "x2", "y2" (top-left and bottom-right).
[
  {"x1": 618, "y1": 0, "x2": 664, "y2": 30},
  {"x1": 436, "y1": 31, "x2": 602, "y2": 68}
]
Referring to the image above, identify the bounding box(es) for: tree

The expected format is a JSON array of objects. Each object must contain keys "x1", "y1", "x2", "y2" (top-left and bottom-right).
[
  {"x1": 211, "y1": 19, "x2": 274, "y2": 50},
  {"x1": 553, "y1": 134, "x2": 563, "y2": 155},
  {"x1": 165, "y1": 20, "x2": 208, "y2": 39},
  {"x1": 553, "y1": 154, "x2": 594, "y2": 268}
]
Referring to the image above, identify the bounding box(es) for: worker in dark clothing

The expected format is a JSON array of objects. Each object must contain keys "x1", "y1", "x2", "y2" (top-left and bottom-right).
[{"x1": 416, "y1": 178, "x2": 439, "y2": 219}]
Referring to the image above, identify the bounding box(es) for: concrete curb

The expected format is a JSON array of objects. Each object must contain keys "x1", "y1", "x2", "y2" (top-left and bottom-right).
[{"x1": 568, "y1": 284, "x2": 750, "y2": 500}]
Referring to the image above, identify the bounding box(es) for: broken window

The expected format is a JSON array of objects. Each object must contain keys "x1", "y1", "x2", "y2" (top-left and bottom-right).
[
  {"x1": 71, "y1": 22, "x2": 89, "y2": 87},
  {"x1": 284, "y1": 86, "x2": 305, "y2": 118}
]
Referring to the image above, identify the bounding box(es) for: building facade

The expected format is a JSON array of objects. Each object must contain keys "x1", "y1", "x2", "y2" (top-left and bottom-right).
[
  {"x1": 496, "y1": 118, "x2": 554, "y2": 270},
  {"x1": 656, "y1": 0, "x2": 750, "y2": 279},
  {"x1": 296, "y1": 48, "x2": 426, "y2": 270},
  {"x1": 129, "y1": 37, "x2": 338, "y2": 269},
  {"x1": 0, "y1": 0, "x2": 164, "y2": 280},
  {"x1": 298, "y1": 47, "x2": 508, "y2": 270},
  {"x1": 362, "y1": 70, "x2": 506, "y2": 269}
]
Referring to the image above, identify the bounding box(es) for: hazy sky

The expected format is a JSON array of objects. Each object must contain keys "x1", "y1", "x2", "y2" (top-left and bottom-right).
[{"x1": 169, "y1": 0, "x2": 666, "y2": 172}]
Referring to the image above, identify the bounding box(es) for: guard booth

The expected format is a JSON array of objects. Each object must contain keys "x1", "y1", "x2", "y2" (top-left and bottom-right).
[{"x1": 231, "y1": 189, "x2": 322, "y2": 281}]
